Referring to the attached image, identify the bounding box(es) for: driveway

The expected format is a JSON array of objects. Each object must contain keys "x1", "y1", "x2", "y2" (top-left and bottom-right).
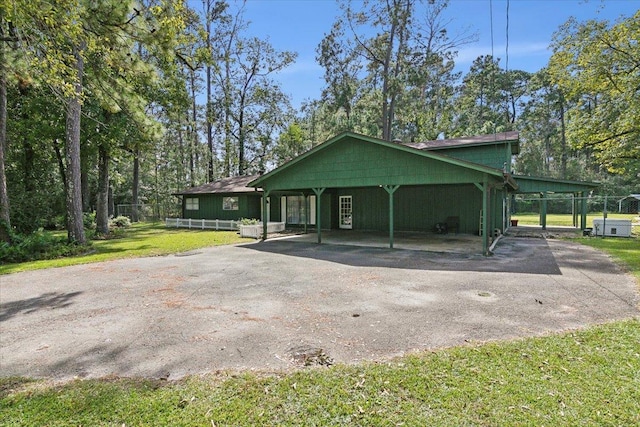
[{"x1": 1, "y1": 236, "x2": 638, "y2": 380}]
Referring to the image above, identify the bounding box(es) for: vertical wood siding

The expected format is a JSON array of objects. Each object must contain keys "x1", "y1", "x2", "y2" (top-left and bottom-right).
[
  {"x1": 336, "y1": 185, "x2": 485, "y2": 233},
  {"x1": 183, "y1": 194, "x2": 261, "y2": 220}
]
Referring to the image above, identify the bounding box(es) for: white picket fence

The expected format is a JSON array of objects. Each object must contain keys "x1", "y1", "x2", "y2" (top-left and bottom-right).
[
  {"x1": 165, "y1": 218, "x2": 285, "y2": 239},
  {"x1": 165, "y1": 218, "x2": 239, "y2": 230}
]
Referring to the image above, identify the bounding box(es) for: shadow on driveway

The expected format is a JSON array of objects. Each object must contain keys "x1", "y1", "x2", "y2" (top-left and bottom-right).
[
  {"x1": 239, "y1": 236, "x2": 562, "y2": 275},
  {"x1": 0, "y1": 291, "x2": 83, "y2": 322}
]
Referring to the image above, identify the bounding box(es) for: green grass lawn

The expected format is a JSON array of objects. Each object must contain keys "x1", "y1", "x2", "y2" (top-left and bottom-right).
[
  {"x1": 0, "y1": 222, "x2": 252, "y2": 275},
  {"x1": 511, "y1": 212, "x2": 638, "y2": 227},
  {"x1": 1, "y1": 222, "x2": 639, "y2": 426}
]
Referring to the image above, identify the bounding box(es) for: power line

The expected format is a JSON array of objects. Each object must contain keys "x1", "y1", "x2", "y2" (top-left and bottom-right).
[{"x1": 506, "y1": 0, "x2": 510, "y2": 73}]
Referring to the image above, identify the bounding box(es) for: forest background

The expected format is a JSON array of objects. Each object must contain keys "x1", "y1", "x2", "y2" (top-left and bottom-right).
[{"x1": 0, "y1": 0, "x2": 638, "y2": 245}]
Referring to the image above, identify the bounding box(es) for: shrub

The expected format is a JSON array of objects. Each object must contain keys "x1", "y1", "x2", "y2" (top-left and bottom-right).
[
  {"x1": 83, "y1": 211, "x2": 96, "y2": 230},
  {"x1": 0, "y1": 230, "x2": 91, "y2": 264},
  {"x1": 109, "y1": 216, "x2": 131, "y2": 229},
  {"x1": 239, "y1": 217, "x2": 260, "y2": 225}
]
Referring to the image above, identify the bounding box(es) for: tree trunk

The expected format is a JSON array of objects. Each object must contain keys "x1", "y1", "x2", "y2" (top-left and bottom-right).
[
  {"x1": 558, "y1": 91, "x2": 568, "y2": 179},
  {"x1": 81, "y1": 153, "x2": 90, "y2": 212},
  {"x1": 65, "y1": 42, "x2": 86, "y2": 244},
  {"x1": 205, "y1": 0, "x2": 215, "y2": 182},
  {"x1": 53, "y1": 138, "x2": 67, "y2": 189},
  {"x1": 190, "y1": 69, "x2": 197, "y2": 186},
  {"x1": 132, "y1": 148, "x2": 139, "y2": 222},
  {"x1": 96, "y1": 144, "x2": 109, "y2": 235},
  {"x1": 108, "y1": 186, "x2": 114, "y2": 217},
  {"x1": 238, "y1": 93, "x2": 246, "y2": 175},
  {"x1": 380, "y1": 23, "x2": 394, "y2": 141},
  {"x1": 0, "y1": 38, "x2": 9, "y2": 242}
]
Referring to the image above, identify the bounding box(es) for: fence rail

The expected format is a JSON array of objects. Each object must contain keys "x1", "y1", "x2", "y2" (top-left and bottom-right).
[
  {"x1": 165, "y1": 218, "x2": 239, "y2": 231},
  {"x1": 165, "y1": 218, "x2": 286, "y2": 238}
]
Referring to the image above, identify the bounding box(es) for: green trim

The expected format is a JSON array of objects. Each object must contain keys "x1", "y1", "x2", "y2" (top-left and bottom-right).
[{"x1": 513, "y1": 175, "x2": 599, "y2": 193}]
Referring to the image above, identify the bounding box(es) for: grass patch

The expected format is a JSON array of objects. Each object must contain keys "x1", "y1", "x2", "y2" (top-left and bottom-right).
[
  {"x1": 0, "y1": 222, "x2": 251, "y2": 274},
  {"x1": 576, "y1": 235, "x2": 640, "y2": 281},
  {"x1": 1, "y1": 319, "x2": 639, "y2": 426}
]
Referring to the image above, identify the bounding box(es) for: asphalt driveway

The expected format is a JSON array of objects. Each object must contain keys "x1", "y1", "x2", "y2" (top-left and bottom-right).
[{"x1": 1, "y1": 236, "x2": 638, "y2": 380}]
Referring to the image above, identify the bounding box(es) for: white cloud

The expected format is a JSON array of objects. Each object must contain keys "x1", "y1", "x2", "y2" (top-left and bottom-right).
[{"x1": 454, "y1": 42, "x2": 551, "y2": 70}]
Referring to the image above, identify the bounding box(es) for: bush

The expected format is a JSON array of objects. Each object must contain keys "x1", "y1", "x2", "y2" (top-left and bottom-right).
[
  {"x1": 239, "y1": 217, "x2": 260, "y2": 225},
  {"x1": 0, "y1": 230, "x2": 91, "y2": 264},
  {"x1": 83, "y1": 211, "x2": 96, "y2": 230},
  {"x1": 109, "y1": 216, "x2": 131, "y2": 229}
]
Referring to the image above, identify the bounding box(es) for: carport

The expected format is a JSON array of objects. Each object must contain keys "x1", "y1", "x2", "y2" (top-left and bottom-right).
[
  {"x1": 512, "y1": 176, "x2": 599, "y2": 230},
  {"x1": 250, "y1": 132, "x2": 518, "y2": 255}
]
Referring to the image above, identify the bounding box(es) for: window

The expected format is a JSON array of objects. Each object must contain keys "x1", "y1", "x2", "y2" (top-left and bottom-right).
[
  {"x1": 281, "y1": 195, "x2": 315, "y2": 225},
  {"x1": 223, "y1": 196, "x2": 239, "y2": 210},
  {"x1": 185, "y1": 197, "x2": 199, "y2": 211}
]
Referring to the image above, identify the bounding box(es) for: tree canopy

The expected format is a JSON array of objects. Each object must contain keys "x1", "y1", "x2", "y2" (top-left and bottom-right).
[{"x1": 0, "y1": 0, "x2": 637, "y2": 245}]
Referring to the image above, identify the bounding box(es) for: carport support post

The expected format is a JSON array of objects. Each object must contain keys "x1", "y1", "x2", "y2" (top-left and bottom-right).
[
  {"x1": 383, "y1": 185, "x2": 400, "y2": 248},
  {"x1": 262, "y1": 190, "x2": 271, "y2": 240},
  {"x1": 312, "y1": 187, "x2": 326, "y2": 243},
  {"x1": 580, "y1": 191, "x2": 587, "y2": 230},
  {"x1": 482, "y1": 178, "x2": 490, "y2": 255},
  {"x1": 474, "y1": 180, "x2": 490, "y2": 256},
  {"x1": 541, "y1": 192, "x2": 547, "y2": 230}
]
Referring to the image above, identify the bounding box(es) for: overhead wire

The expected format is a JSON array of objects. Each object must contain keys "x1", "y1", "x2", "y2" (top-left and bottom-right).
[{"x1": 505, "y1": 0, "x2": 511, "y2": 130}]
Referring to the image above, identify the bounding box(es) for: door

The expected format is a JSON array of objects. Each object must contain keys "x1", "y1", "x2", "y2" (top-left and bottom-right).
[{"x1": 339, "y1": 195, "x2": 352, "y2": 229}]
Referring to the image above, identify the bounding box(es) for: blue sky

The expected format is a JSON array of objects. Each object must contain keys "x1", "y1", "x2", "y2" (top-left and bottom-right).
[{"x1": 228, "y1": 0, "x2": 639, "y2": 109}]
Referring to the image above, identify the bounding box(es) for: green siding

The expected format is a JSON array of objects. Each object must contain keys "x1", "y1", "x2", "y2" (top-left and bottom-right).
[
  {"x1": 258, "y1": 136, "x2": 499, "y2": 191},
  {"x1": 183, "y1": 194, "x2": 261, "y2": 220},
  {"x1": 435, "y1": 144, "x2": 510, "y2": 170},
  {"x1": 334, "y1": 185, "x2": 487, "y2": 234}
]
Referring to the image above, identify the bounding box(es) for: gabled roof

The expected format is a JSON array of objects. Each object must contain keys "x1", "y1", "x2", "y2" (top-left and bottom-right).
[
  {"x1": 174, "y1": 175, "x2": 262, "y2": 195},
  {"x1": 250, "y1": 131, "x2": 511, "y2": 190},
  {"x1": 404, "y1": 131, "x2": 519, "y2": 152},
  {"x1": 618, "y1": 194, "x2": 640, "y2": 202}
]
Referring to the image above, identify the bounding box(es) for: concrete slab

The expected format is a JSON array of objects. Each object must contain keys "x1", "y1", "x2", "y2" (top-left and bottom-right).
[
  {"x1": 270, "y1": 230, "x2": 484, "y2": 254},
  {"x1": 0, "y1": 236, "x2": 638, "y2": 381}
]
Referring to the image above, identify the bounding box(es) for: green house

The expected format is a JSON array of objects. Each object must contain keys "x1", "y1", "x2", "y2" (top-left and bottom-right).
[
  {"x1": 177, "y1": 132, "x2": 597, "y2": 254},
  {"x1": 174, "y1": 175, "x2": 264, "y2": 221}
]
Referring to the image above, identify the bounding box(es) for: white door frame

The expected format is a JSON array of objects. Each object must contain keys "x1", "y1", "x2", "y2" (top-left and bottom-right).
[{"x1": 339, "y1": 195, "x2": 353, "y2": 229}]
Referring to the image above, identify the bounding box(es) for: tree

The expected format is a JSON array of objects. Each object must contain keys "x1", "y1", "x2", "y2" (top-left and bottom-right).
[
  {"x1": 0, "y1": 9, "x2": 11, "y2": 241},
  {"x1": 318, "y1": 0, "x2": 474, "y2": 141},
  {"x1": 210, "y1": 3, "x2": 296, "y2": 176},
  {"x1": 274, "y1": 122, "x2": 309, "y2": 166},
  {"x1": 549, "y1": 12, "x2": 640, "y2": 175},
  {"x1": 64, "y1": 40, "x2": 86, "y2": 243},
  {"x1": 516, "y1": 68, "x2": 576, "y2": 179}
]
